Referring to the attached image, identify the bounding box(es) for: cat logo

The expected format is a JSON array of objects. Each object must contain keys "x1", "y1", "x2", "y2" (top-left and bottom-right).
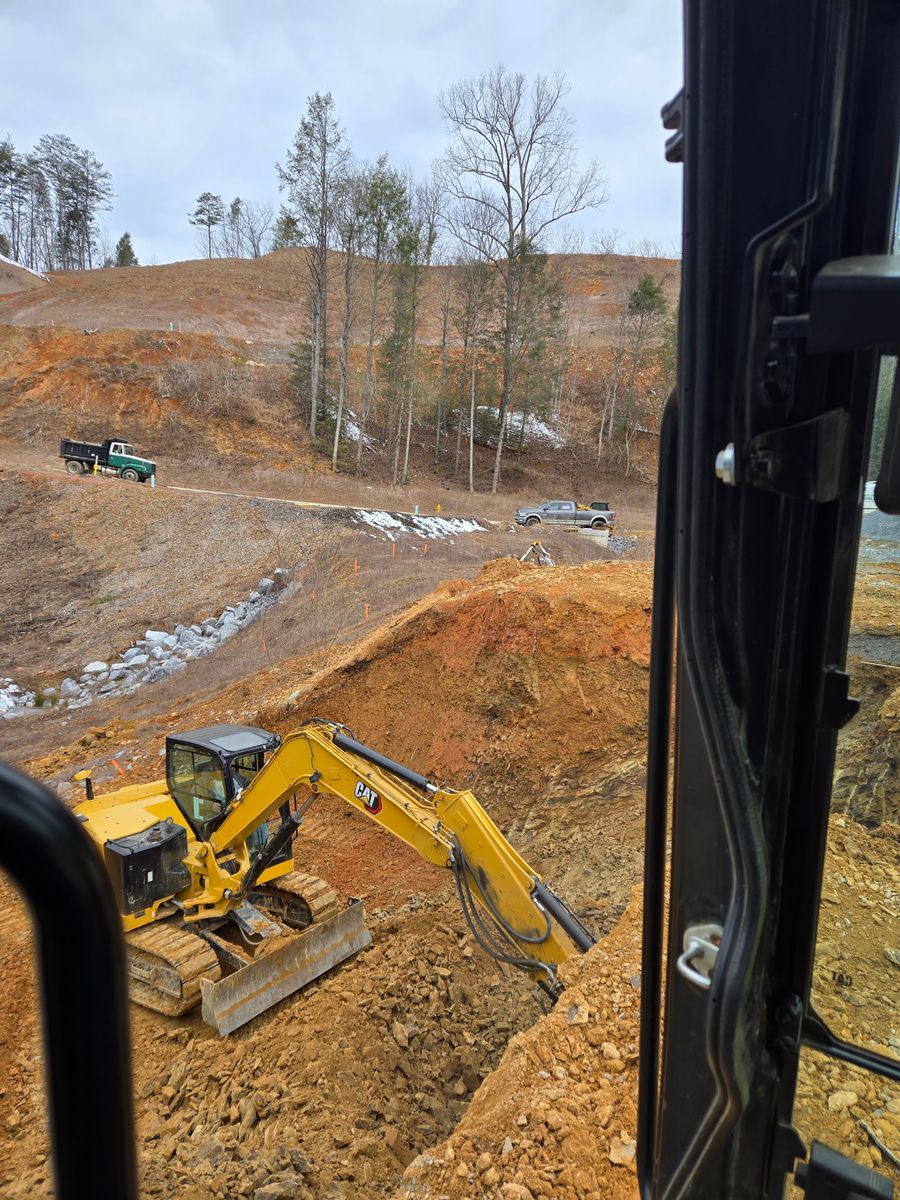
[{"x1": 354, "y1": 779, "x2": 382, "y2": 815}]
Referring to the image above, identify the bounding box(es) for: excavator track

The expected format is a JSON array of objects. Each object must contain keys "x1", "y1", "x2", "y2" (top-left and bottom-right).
[
  {"x1": 126, "y1": 922, "x2": 222, "y2": 1017},
  {"x1": 248, "y1": 870, "x2": 341, "y2": 929},
  {"x1": 125, "y1": 875, "x2": 340, "y2": 1018}
]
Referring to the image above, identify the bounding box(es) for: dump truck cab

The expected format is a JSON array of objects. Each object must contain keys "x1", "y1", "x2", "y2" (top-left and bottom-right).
[{"x1": 105, "y1": 440, "x2": 156, "y2": 480}]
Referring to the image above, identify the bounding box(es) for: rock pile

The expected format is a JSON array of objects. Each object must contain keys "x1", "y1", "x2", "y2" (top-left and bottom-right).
[
  {"x1": 125, "y1": 901, "x2": 536, "y2": 1200},
  {"x1": 0, "y1": 678, "x2": 37, "y2": 715},
  {"x1": 398, "y1": 888, "x2": 644, "y2": 1200},
  {"x1": 1, "y1": 569, "x2": 292, "y2": 717}
]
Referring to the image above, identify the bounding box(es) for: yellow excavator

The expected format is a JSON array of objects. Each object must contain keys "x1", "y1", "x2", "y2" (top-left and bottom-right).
[{"x1": 75, "y1": 718, "x2": 594, "y2": 1034}]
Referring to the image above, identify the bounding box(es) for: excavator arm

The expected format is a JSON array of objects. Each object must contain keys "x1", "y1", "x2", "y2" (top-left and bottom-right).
[{"x1": 191, "y1": 720, "x2": 594, "y2": 995}]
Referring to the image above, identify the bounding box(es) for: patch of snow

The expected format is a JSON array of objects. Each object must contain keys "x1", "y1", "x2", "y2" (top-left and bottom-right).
[
  {"x1": 352, "y1": 509, "x2": 485, "y2": 541},
  {"x1": 475, "y1": 406, "x2": 566, "y2": 449}
]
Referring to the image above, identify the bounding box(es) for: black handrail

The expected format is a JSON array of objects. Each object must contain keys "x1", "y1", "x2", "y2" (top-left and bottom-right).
[{"x1": 0, "y1": 761, "x2": 137, "y2": 1200}]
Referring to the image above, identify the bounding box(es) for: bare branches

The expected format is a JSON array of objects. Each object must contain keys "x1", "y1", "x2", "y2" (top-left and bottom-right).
[
  {"x1": 438, "y1": 64, "x2": 606, "y2": 492},
  {"x1": 1, "y1": 134, "x2": 113, "y2": 271},
  {"x1": 439, "y1": 66, "x2": 607, "y2": 261}
]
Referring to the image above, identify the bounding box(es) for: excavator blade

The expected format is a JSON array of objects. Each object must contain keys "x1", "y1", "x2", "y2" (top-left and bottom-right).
[{"x1": 199, "y1": 900, "x2": 371, "y2": 1035}]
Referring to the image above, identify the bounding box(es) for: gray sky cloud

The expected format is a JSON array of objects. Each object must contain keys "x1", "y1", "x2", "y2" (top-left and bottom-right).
[{"x1": 1, "y1": 0, "x2": 683, "y2": 264}]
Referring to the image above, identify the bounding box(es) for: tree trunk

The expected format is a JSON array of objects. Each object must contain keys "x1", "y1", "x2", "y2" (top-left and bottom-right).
[
  {"x1": 469, "y1": 346, "x2": 477, "y2": 493},
  {"x1": 331, "y1": 366, "x2": 345, "y2": 471},
  {"x1": 402, "y1": 389, "x2": 413, "y2": 484},
  {"x1": 499, "y1": 261, "x2": 515, "y2": 423},
  {"x1": 490, "y1": 408, "x2": 507, "y2": 494},
  {"x1": 392, "y1": 395, "x2": 405, "y2": 485},
  {"x1": 333, "y1": 248, "x2": 354, "y2": 471},
  {"x1": 309, "y1": 294, "x2": 321, "y2": 438},
  {"x1": 436, "y1": 293, "x2": 450, "y2": 463},
  {"x1": 358, "y1": 286, "x2": 378, "y2": 474}
]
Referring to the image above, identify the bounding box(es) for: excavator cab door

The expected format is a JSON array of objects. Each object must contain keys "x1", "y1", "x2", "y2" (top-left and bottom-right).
[{"x1": 167, "y1": 742, "x2": 232, "y2": 840}]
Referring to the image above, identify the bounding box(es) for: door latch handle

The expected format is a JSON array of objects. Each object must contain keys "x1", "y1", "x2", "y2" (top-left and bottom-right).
[{"x1": 676, "y1": 923, "x2": 723, "y2": 991}]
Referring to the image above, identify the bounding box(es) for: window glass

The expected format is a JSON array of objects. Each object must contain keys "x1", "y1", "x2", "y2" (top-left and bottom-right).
[{"x1": 169, "y1": 746, "x2": 227, "y2": 822}]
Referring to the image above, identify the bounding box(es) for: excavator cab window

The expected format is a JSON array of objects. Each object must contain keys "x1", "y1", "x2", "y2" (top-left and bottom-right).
[
  {"x1": 230, "y1": 750, "x2": 263, "y2": 792},
  {"x1": 167, "y1": 744, "x2": 231, "y2": 837}
]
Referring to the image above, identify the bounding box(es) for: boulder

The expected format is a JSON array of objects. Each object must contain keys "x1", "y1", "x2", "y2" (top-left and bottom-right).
[
  {"x1": 122, "y1": 646, "x2": 143, "y2": 663},
  {"x1": 144, "y1": 630, "x2": 168, "y2": 644},
  {"x1": 258, "y1": 577, "x2": 275, "y2": 595},
  {"x1": 83, "y1": 661, "x2": 108, "y2": 674},
  {"x1": 59, "y1": 678, "x2": 81, "y2": 700},
  {"x1": 127, "y1": 654, "x2": 150, "y2": 669}
]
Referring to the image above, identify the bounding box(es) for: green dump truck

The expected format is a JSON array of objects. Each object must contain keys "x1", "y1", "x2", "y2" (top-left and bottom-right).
[{"x1": 60, "y1": 437, "x2": 156, "y2": 483}]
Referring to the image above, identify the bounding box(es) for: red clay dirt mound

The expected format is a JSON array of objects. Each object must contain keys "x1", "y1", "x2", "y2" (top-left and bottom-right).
[
  {"x1": 0, "y1": 256, "x2": 49, "y2": 297},
  {"x1": 253, "y1": 557, "x2": 652, "y2": 946},
  {"x1": 0, "y1": 325, "x2": 302, "y2": 469},
  {"x1": 266, "y1": 557, "x2": 651, "y2": 804}
]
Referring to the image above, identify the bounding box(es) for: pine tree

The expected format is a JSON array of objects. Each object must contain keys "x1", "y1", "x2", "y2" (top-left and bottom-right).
[
  {"x1": 114, "y1": 231, "x2": 138, "y2": 267},
  {"x1": 278, "y1": 93, "x2": 350, "y2": 437},
  {"x1": 189, "y1": 192, "x2": 224, "y2": 259}
]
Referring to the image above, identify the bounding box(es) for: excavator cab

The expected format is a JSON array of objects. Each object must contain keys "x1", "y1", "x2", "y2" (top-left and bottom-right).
[{"x1": 165, "y1": 724, "x2": 283, "y2": 850}]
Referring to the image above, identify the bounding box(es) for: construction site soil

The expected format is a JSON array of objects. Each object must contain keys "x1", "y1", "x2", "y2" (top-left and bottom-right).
[{"x1": 0, "y1": 547, "x2": 896, "y2": 1199}]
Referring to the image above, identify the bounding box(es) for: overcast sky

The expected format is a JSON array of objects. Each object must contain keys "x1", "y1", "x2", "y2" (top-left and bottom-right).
[{"x1": 1, "y1": 0, "x2": 683, "y2": 265}]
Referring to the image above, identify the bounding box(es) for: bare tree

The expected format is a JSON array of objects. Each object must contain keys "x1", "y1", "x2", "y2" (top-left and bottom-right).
[
  {"x1": 451, "y1": 255, "x2": 497, "y2": 491},
  {"x1": 384, "y1": 176, "x2": 439, "y2": 486},
  {"x1": 439, "y1": 65, "x2": 607, "y2": 492},
  {"x1": 598, "y1": 273, "x2": 667, "y2": 470},
  {"x1": 626, "y1": 236, "x2": 667, "y2": 258},
  {"x1": 241, "y1": 200, "x2": 275, "y2": 258},
  {"x1": 591, "y1": 227, "x2": 625, "y2": 254},
  {"x1": 278, "y1": 93, "x2": 350, "y2": 438}
]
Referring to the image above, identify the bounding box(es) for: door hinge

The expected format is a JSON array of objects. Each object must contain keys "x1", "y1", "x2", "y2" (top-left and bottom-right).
[{"x1": 744, "y1": 408, "x2": 850, "y2": 501}]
